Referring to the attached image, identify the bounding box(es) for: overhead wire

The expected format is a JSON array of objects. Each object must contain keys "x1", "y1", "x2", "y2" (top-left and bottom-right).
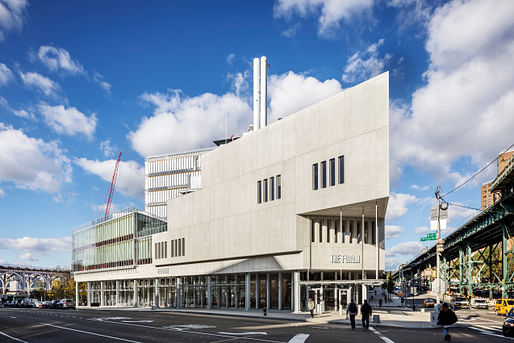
[{"x1": 442, "y1": 142, "x2": 514, "y2": 197}]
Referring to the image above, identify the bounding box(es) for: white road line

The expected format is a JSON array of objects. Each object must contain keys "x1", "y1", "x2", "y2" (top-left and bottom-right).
[
  {"x1": 473, "y1": 324, "x2": 502, "y2": 333},
  {"x1": 469, "y1": 326, "x2": 514, "y2": 340},
  {"x1": 287, "y1": 333, "x2": 309, "y2": 343},
  {"x1": 42, "y1": 323, "x2": 143, "y2": 343},
  {"x1": 0, "y1": 331, "x2": 29, "y2": 343},
  {"x1": 218, "y1": 331, "x2": 267, "y2": 335},
  {"x1": 9, "y1": 316, "x2": 16, "y2": 319},
  {"x1": 369, "y1": 327, "x2": 396, "y2": 343}
]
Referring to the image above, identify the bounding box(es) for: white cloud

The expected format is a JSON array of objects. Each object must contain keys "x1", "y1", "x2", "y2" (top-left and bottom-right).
[
  {"x1": 0, "y1": 236, "x2": 71, "y2": 252},
  {"x1": 227, "y1": 71, "x2": 249, "y2": 97},
  {"x1": 386, "y1": 241, "x2": 423, "y2": 257},
  {"x1": 0, "y1": 0, "x2": 28, "y2": 42},
  {"x1": 410, "y1": 184, "x2": 429, "y2": 191},
  {"x1": 415, "y1": 226, "x2": 431, "y2": 235},
  {"x1": 448, "y1": 203, "x2": 479, "y2": 224},
  {"x1": 38, "y1": 103, "x2": 97, "y2": 139},
  {"x1": 92, "y1": 71, "x2": 111, "y2": 93},
  {"x1": 268, "y1": 71, "x2": 342, "y2": 122},
  {"x1": 129, "y1": 90, "x2": 251, "y2": 157},
  {"x1": 274, "y1": 0, "x2": 373, "y2": 37},
  {"x1": 342, "y1": 39, "x2": 390, "y2": 83},
  {"x1": 19, "y1": 252, "x2": 37, "y2": 261},
  {"x1": 99, "y1": 140, "x2": 115, "y2": 157},
  {"x1": 385, "y1": 225, "x2": 402, "y2": 239},
  {"x1": 281, "y1": 23, "x2": 300, "y2": 37},
  {"x1": 0, "y1": 96, "x2": 34, "y2": 119},
  {"x1": 0, "y1": 62, "x2": 13, "y2": 85},
  {"x1": 75, "y1": 157, "x2": 145, "y2": 199},
  {"x1": 0, "y1": 187, "x2": 4, "y2": 196},
  {"x1": 19, "y1": 71, "x2": 60, "y2": 97},
  {"x1": 0, "y1": 123, "x2": 72, "y2": 193},
  {"x1": 37, "y1": 45, "x2": 84, "y2": 75},
  {"x1": 391, "y1": 0, "x2": 514, "y2": 183},
  {"x1": 226, "y1": 53, "x2": 235, "y2": 65},
  {"x1": 386, "y1": 192, "x2": 419, "y2": 220}
]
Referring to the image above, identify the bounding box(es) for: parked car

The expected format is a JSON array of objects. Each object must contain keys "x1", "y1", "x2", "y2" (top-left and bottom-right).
[
  {"x1": 504, "y1": 308, "x2": 514, "y2": 336},
  {"x1": 58, "y1": 299, "x2": 75, "y2": 309},
  {"x1": 496, "y1": 299, "x2": 514, "y2": 316},
  {"x1": 424, "y1": 298, "x2": 436, "y2": 308},
  {"x1": 451, "y1": 296, "x2": 470, "y2": 310},
  {"x1": 471, "y1": 298, "x2": 489, "y2": 309},
  {"x1": 48, "y1": 300, "x2": 60, "y2": 309}
]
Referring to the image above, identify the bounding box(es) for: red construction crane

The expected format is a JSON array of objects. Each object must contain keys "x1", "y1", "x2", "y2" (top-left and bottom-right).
[{"x1": 104, "y1": 152, "x2": 122, "y2": 219}]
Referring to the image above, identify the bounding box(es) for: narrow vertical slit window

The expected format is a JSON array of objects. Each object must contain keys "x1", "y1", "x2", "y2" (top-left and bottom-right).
[
  {"x1": 338, "y1": 155, "x2": 344, "y2": 184},
  {"x1": 326, "y1": 220, "x2": 330, "y2": 243},
  {"x1": 277, "y1": 175, "x2": 281, "y2": 199},
  {"x1": 270, "y1": 176, "x2": 275, "y2": 201},
  {"x1": 311, "y1": 220, "x2": 315, "y2": 243},
  {"x1": 329, "y1": 158, "x2": 335, "y2": 186},
  {"x1": 264, "y1": 178, "x2": 268, "y2": 202},
  {"x1": 334, "y1": 220, "x2": 338, "y2": 243},
  {"x1": 319, "y1": 220, "x2": 322, "y2": 243},
  {"x1": 257, "y1": 181, "x2": 262, "y2": 203},
  {"x1": 182, "y1": 238, "x2": 185, "y2": 256},
  {"x1": 321, "y1": 161, "x2": 327, "y2": 188},
  {"x1": 312, "y1": 163, "x2": 319, "y2": 190}
]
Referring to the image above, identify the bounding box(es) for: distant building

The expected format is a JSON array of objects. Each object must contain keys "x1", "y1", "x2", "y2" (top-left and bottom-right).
[
  {"x1": 145, "y1": 148, "x2": 214, "y2": 218},
  {"x1": 481, "y1": 151, "x2": 514, "y2": 211}
]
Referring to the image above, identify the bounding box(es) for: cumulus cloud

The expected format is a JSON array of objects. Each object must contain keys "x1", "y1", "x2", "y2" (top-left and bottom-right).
[
  {"x1": 37, "y1": 45, "x2": 84, "y2": 74},
  {"x1": 410, "y1": 184, "x2": 429, "y2": 191},
  {"x1": 38, "y1": 103, "x2": 97, "y2": 140},
  {"x1": 342, "y1": 39, "x2": 391, "y2": 84},
  {"x1": 268, "y1": 71, "x2": 342, "y2": 122},
  {"x1": 0, "y1": 0, "x2": 28, "y2": 42},
  {"x1": 386, "y1": 241, "x2": 423, "y2": 257},
  {"x1": 391, "y1": 0, "x2": 514, "y2": 184},
  {"x1": 226, "y1": 53, "x2": 235, "y2": 65},
  {"x1": 0, "y1": 123, "x2": 72, "y2": 193},
  {"x1": 0, "y1": 187, "x2": 4, "y2": 196},
  {"x1": 129, "y1": 90, "x2": 251, "y2": 157},
  {"x1": 415, "y1": 226, "x2": 431, "y2": 235},
  {"x1": 274, "y1": 0, "x2": 373, "y2": 37},
  {"x1": 99, "y1": 140, "x2": 115, "y2": 157},
  {"x1": 227, "y1": 71, "x2": 249, "y2": 97},
  {"x1": 0, "y1": 62, "x2": 13, "y2": 85},
  {"x1": 448, "y1": 203, "x2": 479, "y2": 224},
  {"x1": 75, "y1": 157, "x2": 145, "y2": 199},
  {"x1": 0, "y1": 236, "x2": 71, "y2": 252},
  {"x1": 385, "y1": 225, "x2": 402, "y2": 239},
  {"x1": 0, "y1": 96, "x2": 34, "y2": 119},
  {"x1": 19, "y1": 71, "x2": 60, "y2": 97},
  {"x1": 19, "y1": 252, "x2": 37, "y2": 261},
  {"x1": 386, "y1": 192, "x2": 420, "y2": 220},
  {"x1": 92, "y1": 71, "x2": 111, "y2": 93}
]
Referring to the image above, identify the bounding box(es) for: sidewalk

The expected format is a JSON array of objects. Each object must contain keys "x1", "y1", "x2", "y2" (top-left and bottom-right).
[{"x1": 80, "y1": 304, "x2": 435, "y2": 329}]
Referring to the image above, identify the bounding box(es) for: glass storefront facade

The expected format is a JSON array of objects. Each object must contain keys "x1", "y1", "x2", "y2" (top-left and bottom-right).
[{"x1": 72, "y1": 208, "x2": 166, "y2": 272}]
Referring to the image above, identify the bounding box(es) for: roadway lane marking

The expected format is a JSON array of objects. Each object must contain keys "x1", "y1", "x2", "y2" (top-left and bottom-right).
[
  {"x1": 469, "y1": 326, "x2": 514, "y2": 340},
  {"x1": 287, "y1": 334, "x2": 309, "y2": 343},
  {"x1": 473, "y1": 324, "x2": 502, "y2": 333},
  {"x1": 42, "y1": 323, "x2": 143, "y2": 343},
  {"x1": 0, "y1": 331, "x2": 29, "y2": 343},
  {"x1": 99, "y1": 320, "x2": 285, "y2": 343},
  {"x1": 369, "y1": 327, "x2": 396, "y2": 343},
  {"x1": 218, "y1": 331, "x2": 267, "y2": 335},
  {"x1": 9, "y1": 316, "x2": 16, "y2": 319},
  {"x1": 121, "y1": 320, "x2": 154, "y2": 323}
]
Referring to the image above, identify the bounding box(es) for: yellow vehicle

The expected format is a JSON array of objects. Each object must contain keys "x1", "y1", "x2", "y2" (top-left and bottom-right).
[
  {"x1": 495, "y1": 299, "x2": 514, "y2": 316},
  {"x1": 424, "y1": 298, "x2": 436, "y2": 308}
]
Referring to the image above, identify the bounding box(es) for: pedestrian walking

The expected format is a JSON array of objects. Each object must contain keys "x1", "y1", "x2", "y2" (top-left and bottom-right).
[
  {"x1": 437, "y1": 303, "x2": 458, "y2": 341},
  {"x1": 308, "y1": 298, "x2": 315, "y2": 318},
  {"x1": 346, "y1": 299, "x2": 358, "y2": 330},
  {"x1": 361, "y1": 299, "x2": 372, "y2": 329}
]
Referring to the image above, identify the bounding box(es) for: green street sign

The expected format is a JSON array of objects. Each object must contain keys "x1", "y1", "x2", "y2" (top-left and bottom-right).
[{"x1": 420, "y1": 233, "x2": 437, "y2": 242}]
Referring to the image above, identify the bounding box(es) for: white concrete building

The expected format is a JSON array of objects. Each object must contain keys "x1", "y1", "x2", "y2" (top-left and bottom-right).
[
  {"x1": 72, "y1": 71, "x2": 389, "y2": 312},
  {"x1": 145, "y1": 148, "x2": 213, "y2": 218}
]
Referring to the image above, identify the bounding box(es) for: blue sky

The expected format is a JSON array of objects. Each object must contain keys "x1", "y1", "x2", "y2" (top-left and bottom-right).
[{"x1": 0, "y1": 0, "x2": 513, "y2": 270}]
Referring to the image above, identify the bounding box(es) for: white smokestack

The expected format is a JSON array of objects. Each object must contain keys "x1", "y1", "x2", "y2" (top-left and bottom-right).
[
  {"x1": 260, "y1": 56, "x2": 267, "y2": 128},
  {"x1": 253, "y1": 57, "x2": 260, "y2": 130}
]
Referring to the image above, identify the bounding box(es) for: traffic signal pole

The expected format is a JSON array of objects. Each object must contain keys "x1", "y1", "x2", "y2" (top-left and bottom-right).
[{"x1": 436, "y1": 186, "x2": 441, "y2": 305}]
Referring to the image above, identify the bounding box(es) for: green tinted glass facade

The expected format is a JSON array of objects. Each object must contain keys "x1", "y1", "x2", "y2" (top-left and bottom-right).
[{"x1": 72, "y1": 209, "x2": 166, "y2": 272}]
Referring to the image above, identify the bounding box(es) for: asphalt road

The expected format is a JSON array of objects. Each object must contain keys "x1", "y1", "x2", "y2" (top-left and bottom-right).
[{"x1": 0, "y1": 307, "x2": 511, "y2": 343}]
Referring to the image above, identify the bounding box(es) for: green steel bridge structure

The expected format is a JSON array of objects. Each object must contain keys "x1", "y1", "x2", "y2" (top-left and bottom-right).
[{"x1": 396, "y1": 157, "x2": 514, "y2": 298}]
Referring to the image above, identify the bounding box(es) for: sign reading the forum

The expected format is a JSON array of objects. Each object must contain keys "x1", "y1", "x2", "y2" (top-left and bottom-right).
[{"x1": 330, "y1": 255, "x2": 361, "y2": 264}]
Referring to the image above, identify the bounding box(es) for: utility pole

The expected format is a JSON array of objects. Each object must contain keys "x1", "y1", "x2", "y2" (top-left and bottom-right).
[{"x1": 435, "y1": 186, "x2": 442, "y2": 305}]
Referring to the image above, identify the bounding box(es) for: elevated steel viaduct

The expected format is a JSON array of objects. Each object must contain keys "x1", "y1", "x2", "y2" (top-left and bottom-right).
[
  {"x1": 397, "y1": 157, "x2": 514, "y2": 298},
  {"x1": 0, "y1": 264, "x2": 70, "y2": 296}
]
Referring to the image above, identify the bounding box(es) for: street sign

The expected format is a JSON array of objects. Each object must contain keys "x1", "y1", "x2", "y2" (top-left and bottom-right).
[{"x1": 420, "y1": 233, "x2": 437, "y2": 241}]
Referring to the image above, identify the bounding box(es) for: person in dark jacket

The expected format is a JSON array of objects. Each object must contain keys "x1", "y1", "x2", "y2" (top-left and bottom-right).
[
  {"x1": 361, "y1": 299, "x2": 372, "y2": 329},
  {"x1": 346, "y1": 299, "x2": 358, "y2": 330},
  {"x1": 437, "y1": 303, "x2": 458, "y2": 341}
]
